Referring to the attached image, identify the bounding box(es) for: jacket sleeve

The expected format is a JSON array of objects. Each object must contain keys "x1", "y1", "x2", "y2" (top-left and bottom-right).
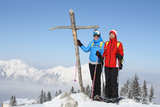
[
  {"x1": 103, "y1": 42, "x2": 107, "y2": 57},
  {"x1": 80, "y1": 41, "x2": 92, "y2": 52},
  {"x1": 117, "y1": 42, "x2": 124, "y2": 57},
  {"x1": 117, "y1": 42, "x2": 124, "y2": 64},
  {"x1": 99, "y1": 42, "x2": 105, "y2": 56}
]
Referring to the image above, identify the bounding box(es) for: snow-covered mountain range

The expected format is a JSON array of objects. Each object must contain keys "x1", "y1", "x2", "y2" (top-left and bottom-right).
[
  {"x1": 0, "y1": 59, "x2": 92, "y2": 102},
  {"x1": 0, "y1": 59, "x2": 91, "y2": 86}
]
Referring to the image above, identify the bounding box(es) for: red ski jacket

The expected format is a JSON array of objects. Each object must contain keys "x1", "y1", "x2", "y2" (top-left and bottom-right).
[{"x1": 103, "y1": 35, "x2": 124, "y2": 68}]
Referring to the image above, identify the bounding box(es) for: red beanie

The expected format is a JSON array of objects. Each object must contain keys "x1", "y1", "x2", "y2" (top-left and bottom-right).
[{"x1": 109, "y1": 30, "x2": 117, "y2": 36}]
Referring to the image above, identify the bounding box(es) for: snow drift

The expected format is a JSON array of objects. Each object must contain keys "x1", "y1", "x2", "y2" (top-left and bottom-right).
[{"x1": 3, "y1": 92, "x2": 160, "y2": 107}]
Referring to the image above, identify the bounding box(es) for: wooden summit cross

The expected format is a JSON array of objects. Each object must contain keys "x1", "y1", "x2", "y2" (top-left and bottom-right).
[{"x1": 49, "y1": 9, "x2": 99, "y2": 92}]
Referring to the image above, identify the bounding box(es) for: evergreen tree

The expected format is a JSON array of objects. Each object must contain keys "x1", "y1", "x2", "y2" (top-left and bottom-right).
[
  {"x1": 59, "y1": 89, "x2": 62, "y2": 95},
  {"x1": 43, "y1": 92, "x2": 47, "y2": 102},
  {"x1": 142, "y1": 80, "x2": 148, "y2": 104},
  {"x1": 120, "y1": 79, "x2": 130, "y2": 97},
  {"x1": 9, "y1": 96, "x2": 14, "y2": 106},
  {"x1": 128, "y1": 90, "x2": 132, "y2": 99},
  {"x1": 47, "y1": 91, "x2": 52, "y2": 101},
  {"x1": 149, "y1": 85, "x2": 154, "y2": 103},
  {"x1": 13, "y1": 96, "x2": 17, "y2": 106},
  {"x1": 9, "y1": 96, "x2": 17, "y2": 106},
  {"x1": 55, "y1": 91, "x2": 58, "y2": 97},
  {"x1": 130, "y1": 74, "x2": 141, "y2": 102},
  {"x1": 70, "y1": 86, "x2": 75, "y2": 93},
  {"x1": 120, "y1": 87, "x2": 125, "y2": 96},
  {"x1": 40, "y1": 90, "x2": 44, "y2": 104},
  {"x1": 38, "y1": 90, "x2": 52, "y2": 103}
]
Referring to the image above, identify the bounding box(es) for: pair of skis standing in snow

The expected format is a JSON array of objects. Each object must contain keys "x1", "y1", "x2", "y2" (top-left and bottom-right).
[{"x1": 77, "y1": 29, "x2": 124, "y2": 103}]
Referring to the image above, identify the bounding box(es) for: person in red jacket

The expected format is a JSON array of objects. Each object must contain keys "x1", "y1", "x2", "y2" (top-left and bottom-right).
[{"x1": 103, "y1": 30, "x2": 124, "y2": 102}]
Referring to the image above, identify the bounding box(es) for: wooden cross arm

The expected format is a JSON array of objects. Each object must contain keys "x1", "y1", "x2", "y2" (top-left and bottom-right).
[
  {"x1": 49, "y1": 26, "x2": 72, "y2": 31},
  {"x1": 49, "y1": 25, "x2": 99, "y2": 31},
  {"x1": 76, "y1": 25, "x2": 99, "y2": 30}
]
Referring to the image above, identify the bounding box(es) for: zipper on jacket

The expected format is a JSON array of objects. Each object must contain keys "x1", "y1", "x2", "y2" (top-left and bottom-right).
[{"x1": 108, "y1": 40, "x2": 112, "y2": 67}]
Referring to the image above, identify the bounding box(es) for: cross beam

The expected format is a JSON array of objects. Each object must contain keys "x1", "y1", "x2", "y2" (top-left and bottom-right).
[
  {"x1": 49, "y1": 9, "x2": 99, "y2": 93},
  {"x1": 49, "y1": 25, "x2": 99, "y2": 31}
]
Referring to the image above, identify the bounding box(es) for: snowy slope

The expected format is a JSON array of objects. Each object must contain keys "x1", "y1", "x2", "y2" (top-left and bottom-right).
[
  {"x1": 13, "y1": 93, "x2": 160, "y2": 107},
  {"x1": 4, "y1": 98, "x2": 36, "y2": 105}
]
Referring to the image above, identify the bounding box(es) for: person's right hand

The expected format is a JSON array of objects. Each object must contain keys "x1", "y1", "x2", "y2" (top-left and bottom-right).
[
  {"x1": 77, "y1": 40, "x2": 83, "y2": 47},
  {"x1": 96, "y1": 51, "x2": 103, "y2": 64},
  {"x1": 96, "y1": 51, "x2": 101, "y2": 57}
]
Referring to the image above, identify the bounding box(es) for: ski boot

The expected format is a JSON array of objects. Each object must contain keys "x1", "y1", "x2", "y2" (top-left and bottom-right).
[{"x1": 93, "y1": 95, "x2": 104, "y2": 101}]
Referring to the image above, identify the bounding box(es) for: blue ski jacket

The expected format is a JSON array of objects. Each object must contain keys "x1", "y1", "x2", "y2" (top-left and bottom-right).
[{"x1": 80, "y1": 37, "x2": 104, "y2": 63}]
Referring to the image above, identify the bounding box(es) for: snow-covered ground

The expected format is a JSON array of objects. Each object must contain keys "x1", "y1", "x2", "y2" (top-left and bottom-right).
[
  {"x1": 4, "y1": 93, "x2": 160, "y2": 107},
  {"x1": 4, "y1": 98, "x2": 36, "y2": 106}
]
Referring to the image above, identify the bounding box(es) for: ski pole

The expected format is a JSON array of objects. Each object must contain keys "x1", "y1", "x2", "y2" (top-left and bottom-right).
[
  {"x1": 100, "y1": 62, "x2": 105, "y2": 97},
  {"x1": 73, "y1": 61, "x2": 78, "y2": 82},
  {"x1": 91, "y1": 57, "x2": 98, "y2": 100}
]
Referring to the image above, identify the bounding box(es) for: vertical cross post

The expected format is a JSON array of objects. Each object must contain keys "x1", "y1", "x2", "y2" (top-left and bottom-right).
[
  {"x1": 69, "y1": 9, "x2": 84, "y2": 92},
  {"x1": 49, "y1": 9, "x2": 99, "y2": 93}
]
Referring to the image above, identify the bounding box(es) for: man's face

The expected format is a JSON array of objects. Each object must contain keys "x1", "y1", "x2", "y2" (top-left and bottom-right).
[
  {"x1": 109, "y1": 33, "x2": 115, "y2": 39},
  {"x1": 94, "y1": 35, "x2": 99, "y2": 40}
]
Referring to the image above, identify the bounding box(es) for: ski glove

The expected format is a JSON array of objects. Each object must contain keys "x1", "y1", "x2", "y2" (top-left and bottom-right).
[
  {"x1": 96, "y1": 51, "x2": 103, "y2": 64},
  {"x1": 96, "y1": 51, "x2": 101, "y2": 57},
  {"x1": 77, "y1": 40, "x2": 83, "y2": 47},
  {"x1": 116, "y1": 53, "x2": 123, "y2": 70},
  {"x1": 119, "y1": 63, "x2": 123, "y2": 70}
]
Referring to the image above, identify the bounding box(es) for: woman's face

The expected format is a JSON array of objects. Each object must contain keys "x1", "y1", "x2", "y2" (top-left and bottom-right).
[
  {"x1": 94, "y1": 35, "x2": 99, "y2": 40},
  {"x1": 109, "y1": 33, "x2": 115, "y2": 39}
]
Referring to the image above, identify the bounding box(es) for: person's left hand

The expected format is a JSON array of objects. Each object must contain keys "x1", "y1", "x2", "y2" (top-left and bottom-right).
[{"x1": 119, "y1": 63, "x2": 123, "y2": 70}]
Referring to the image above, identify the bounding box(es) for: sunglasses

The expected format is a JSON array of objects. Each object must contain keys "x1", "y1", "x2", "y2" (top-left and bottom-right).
[{"x1": 93, "y1": 35, "x2": 100, "y2": 37}]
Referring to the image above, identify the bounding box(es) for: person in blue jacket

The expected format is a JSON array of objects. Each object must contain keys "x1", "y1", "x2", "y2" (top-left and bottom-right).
[{"x1": 77, "y1": 30, "x2": 104, "y2": 99}]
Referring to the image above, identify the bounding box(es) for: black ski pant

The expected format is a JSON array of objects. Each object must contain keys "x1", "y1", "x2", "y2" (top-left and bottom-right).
[
  {"x1": 105, "y1": 67, "x2": 119, "y2": 99},
  {"x1": 89, "y1": 63, "x2": 102, "y2": 97}
]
